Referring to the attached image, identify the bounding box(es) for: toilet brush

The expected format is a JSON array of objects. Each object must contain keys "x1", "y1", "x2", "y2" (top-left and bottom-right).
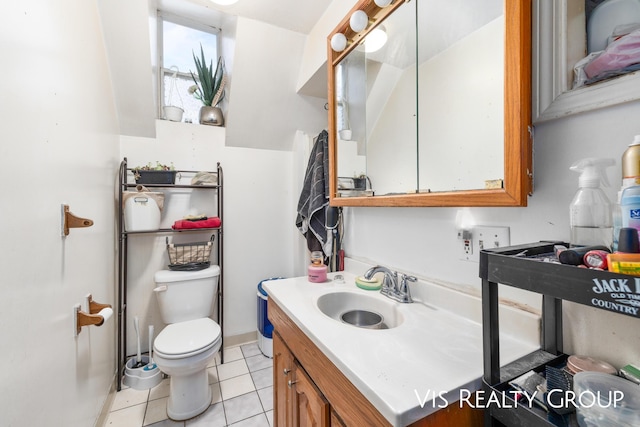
[
  {"x1": 133, "y1": 316, "x2": 144, "y2": 368},
  {"x1": 144, "y1": 325, "x2": 157, "y2": 371}
]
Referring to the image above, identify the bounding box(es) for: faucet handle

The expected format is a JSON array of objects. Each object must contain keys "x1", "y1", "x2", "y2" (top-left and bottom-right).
[
  {"x1": 398, "y1": 274, "x2": 416, "y2": 302},
  {"x1": 400, "y1": 274, "x2": 417, "y2": 285}
]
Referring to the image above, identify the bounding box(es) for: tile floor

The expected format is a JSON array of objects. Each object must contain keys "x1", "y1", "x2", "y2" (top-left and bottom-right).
[{"x1": 104, "y1": 342, "x2": 274, "y2": 427}]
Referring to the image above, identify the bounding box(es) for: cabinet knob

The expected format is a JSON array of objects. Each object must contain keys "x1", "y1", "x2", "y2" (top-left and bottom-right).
[
  {"x1": 287, "y1": 380, "x2": 297, "y2": 388},
  {"x1": 283, "y1": 368, "x2": 291, "y2": 375}
]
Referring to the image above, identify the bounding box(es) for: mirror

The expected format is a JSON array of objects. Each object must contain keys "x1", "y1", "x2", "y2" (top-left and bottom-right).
[
  {"x1": 327, "y1": 0, "x2": 532, "y2": 207},
  {"x1": 334, "y1": 2, "x2": 418, "y2": 196}
]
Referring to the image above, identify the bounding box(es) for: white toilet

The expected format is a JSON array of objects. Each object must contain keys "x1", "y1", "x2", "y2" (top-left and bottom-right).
[{"x1": 152, "y1": 266, "x2": 222, "y2": 421}]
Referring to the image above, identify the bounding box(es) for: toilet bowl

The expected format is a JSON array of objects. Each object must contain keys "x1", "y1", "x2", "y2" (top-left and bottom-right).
[
  {"x1": 152, "y1": 266, "x2": 222, "y2": 421},
  {"x1": 153, "y1": 318, "x2": 221, "y2": 420}
]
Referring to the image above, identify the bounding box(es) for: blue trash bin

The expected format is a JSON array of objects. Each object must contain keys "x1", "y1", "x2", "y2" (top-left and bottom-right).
[{"x1": 257, "y1": 277, "x2": 284, "y2": 358}]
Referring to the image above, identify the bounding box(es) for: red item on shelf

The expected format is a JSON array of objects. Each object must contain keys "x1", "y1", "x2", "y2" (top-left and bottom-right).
[{"x1": 172, "y1": 217, "x2": 221, "y2": 230}]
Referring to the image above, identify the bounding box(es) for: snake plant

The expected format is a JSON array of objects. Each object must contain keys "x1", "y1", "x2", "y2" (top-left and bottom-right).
[{"x1": 189, "y1": 44, "x2": 226, "y2": 107}]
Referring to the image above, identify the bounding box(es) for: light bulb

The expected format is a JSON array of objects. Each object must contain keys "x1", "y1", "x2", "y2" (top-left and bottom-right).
[
  {"x1": 455, "y1": 208, "x2": 476, "y2": 231},
  {"x1": 364, "y1": 26, "x2": 387, "y2": 52},
  {"x1": 374, "y1": 0, "x2": 393, "y2": 7},
  {"x1": 350, "y1": 10, "x2": 368, "y2": 33},
  {"x1": 331, "y1": 33, "x2": 348, "y2": 52}
]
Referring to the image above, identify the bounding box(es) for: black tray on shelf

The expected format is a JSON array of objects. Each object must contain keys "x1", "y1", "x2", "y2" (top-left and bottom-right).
[
  {"x1": 486, "y1": 353, "x2": 581, "y2": 427},
  {"x1": 480, "y1": 241, "x2": 640, "y2": 320},
  {"x1": 135, "y1": 170, "x2": 177, "y2": 184}
]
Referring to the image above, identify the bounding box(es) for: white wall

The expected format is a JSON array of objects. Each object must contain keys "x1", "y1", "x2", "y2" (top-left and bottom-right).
[
  {"x1": 345, "y1": 98, "x2": 640, "y2": 367},
  {"x1": 225, "y1": 17, "x2": 327, "y2": 152},
  {"x1": 0, "y1": 0, "x2": 119, "y2": 425},
  {"x1": 296, "y1": 0, "x2": 354, "y2": 97},
  {"x1": 97, "y1": 0, "x2": 157, "y2": 138}
]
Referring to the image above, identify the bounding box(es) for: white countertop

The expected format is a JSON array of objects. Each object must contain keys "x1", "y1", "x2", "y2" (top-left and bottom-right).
[{"x1": 264, "y1": 272, "x2": 540, "y2": 426}]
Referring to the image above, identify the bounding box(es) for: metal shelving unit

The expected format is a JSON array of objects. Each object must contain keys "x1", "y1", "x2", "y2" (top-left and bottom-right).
[
  {"x1": 480, "y1": 241, "x2": 640, "y2": 427},
  {"x1": 116, "y1": 157, "x2": 224, "y2": 390}
]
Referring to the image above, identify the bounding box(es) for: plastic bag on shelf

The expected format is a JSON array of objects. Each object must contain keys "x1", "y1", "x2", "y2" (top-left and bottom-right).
[{"x1": 584, "y1": 28, "x2": 640, "y2": 80}]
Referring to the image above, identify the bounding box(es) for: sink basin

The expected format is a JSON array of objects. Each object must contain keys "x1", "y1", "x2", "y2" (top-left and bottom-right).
[{"x1": 316, "y1": 292, "x2": 404, "y2": 329}]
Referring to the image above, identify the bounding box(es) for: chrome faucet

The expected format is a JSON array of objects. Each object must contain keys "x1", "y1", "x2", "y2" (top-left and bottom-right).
[
  {"x1": 363, "y1": 266, "x2": 397, "y2": 296},
  {"x1": 363, "y1": 266, "x2": 414, "y2": 303}
]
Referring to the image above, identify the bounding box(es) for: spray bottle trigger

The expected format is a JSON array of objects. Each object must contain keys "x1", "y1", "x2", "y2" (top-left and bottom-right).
[{"x1": 570, "y1": 158, "x2": 615, "y2": 188}]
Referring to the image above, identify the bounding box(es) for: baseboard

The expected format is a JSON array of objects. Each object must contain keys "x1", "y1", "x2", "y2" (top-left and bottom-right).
[
  {"x1": 95, "y1": 373, "x2": 117, "y2": 427},
  {"x1": 223, "y1": 331, "x2": 257, "y2": 348}
]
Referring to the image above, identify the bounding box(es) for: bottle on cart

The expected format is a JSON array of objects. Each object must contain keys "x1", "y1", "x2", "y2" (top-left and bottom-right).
[
  {"x1": 614, "y1": 135, "x2": 640, "y2": 250},
  {"x1": 569, "y1": 158, "x2": 615, "y2": 248},
  {"x1": 622, "y1": 135, "x2": 640, "y2": 185}
]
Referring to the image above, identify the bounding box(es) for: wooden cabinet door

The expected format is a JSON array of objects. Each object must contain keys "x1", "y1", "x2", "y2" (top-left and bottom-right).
[
  {"x1": 274, "y1": 332, "x2": 295, "y2": 427},
  {"x1": 330, "y1": 410, "x2": 346, "y2": 427},
  {"x1": 292, "y1": 361, "x2": 330, "y2": 427}
]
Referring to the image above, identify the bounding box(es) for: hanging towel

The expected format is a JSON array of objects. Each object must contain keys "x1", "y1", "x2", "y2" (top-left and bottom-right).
[{"x1": 296, "y1": 130, "x2": 332, "y2": 256}]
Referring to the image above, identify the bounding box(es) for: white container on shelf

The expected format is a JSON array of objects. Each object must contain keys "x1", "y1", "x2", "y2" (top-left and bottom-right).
[
  {"x1": 124, "y1": 193, "x2": 162, "y2": 231},
  {"x1": 574, "y1": 371, "x2": 640, "y2": 427}
]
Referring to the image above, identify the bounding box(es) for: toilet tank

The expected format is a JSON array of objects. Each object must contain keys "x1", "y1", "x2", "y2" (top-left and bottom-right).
[{"x1": 153, "y1": 265, "x2": 221, "y2": 324}]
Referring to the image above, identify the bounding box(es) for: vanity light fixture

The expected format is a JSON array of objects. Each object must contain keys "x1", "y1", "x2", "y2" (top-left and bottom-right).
[
  {"x1": 331, "y1": 33, "x2": 348, "y2": 52},
  {"x1": 364, "y1": 25, "x2": 387, "y2": 53},
  {"x1": 374, "y1": 0, "x2": 393, "y2": 7},
  {"x1": 350, "y1": 10, "x2": 369, "y2": 33}
]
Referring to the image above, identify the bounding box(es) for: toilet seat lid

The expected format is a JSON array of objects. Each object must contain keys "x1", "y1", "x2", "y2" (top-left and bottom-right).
[{"x1": 154, "y1": 318, "x2": 221, "y2": 357}]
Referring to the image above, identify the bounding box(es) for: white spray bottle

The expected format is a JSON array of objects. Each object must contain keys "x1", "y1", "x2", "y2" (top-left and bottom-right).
[{"x1": 569, "y1": 158, "x2": 615, "y2": 248}]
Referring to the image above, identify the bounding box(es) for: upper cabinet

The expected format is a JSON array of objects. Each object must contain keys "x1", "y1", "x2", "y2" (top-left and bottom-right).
[
  {"x1": 533, "y1": 0, "x2": 640, "y2": 122},
  {"x1": 327, "y1": 0, "x2": 533, "y2": 207}
]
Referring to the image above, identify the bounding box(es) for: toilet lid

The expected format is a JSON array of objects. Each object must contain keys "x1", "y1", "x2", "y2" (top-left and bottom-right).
[{"x1": 154, "y1": 318, "x2": 221, "y2": 357}]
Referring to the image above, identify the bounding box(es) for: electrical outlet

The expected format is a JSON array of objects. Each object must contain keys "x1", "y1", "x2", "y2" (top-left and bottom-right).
[
  {"x1": 463, "y1": 238, "x2": 472, "y2": 255},
  {"x1": 458, "y1": 229, "x2": 473, "y2": 260},
  {"x1": 460, "y1": 226, "x2": 510, "y2": 262}
]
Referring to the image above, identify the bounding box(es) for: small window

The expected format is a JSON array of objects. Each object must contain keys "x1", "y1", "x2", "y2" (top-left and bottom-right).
[{"x1": 158, "y1": 13, "x2": 220, "y2": 124}]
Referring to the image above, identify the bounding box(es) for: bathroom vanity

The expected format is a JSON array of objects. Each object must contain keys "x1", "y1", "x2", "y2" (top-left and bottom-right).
[{"x1": 265, "y1": 272, "x2": 540, "y2": 426}]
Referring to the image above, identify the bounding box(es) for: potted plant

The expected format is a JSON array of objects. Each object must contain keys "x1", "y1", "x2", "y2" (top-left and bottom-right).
[
  {"x1": 164, "y1": 66, "x2": 184, "y2": 122},
  {"x1": 133, "y1": 162, "x2": 177, "y2": 184},
  {"x1": 189, "y1": 44, "x2": 226, "y2": 126}
]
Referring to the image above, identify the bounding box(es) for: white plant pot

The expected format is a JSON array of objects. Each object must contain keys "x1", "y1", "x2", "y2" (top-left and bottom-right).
[{"x1": 164, "y1": 106, "x2": 184, "y2": 122}]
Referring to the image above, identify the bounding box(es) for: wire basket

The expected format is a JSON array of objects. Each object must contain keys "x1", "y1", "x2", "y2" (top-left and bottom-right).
[{"x1": 166, "y1": 235, "x2": 215, "y2": 271}]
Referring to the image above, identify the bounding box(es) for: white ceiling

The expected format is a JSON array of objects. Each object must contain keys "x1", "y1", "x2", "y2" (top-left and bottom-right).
[
  {"x1": 158, "y1": 0, "x2": 503, "y2": 66},
  {"x1": 158, "y1": 0, "x2": 333, "y2": 34}
]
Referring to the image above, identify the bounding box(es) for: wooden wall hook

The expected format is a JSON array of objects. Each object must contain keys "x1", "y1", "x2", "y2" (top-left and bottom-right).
[{"x1": 62, "y1": 204, "x2": 94, "y2": 236}]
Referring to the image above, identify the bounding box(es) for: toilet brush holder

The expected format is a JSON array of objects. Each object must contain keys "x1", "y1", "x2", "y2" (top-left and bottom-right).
[{"x1": 123, "y1": 355, "x2": 162, "y2": 390}]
